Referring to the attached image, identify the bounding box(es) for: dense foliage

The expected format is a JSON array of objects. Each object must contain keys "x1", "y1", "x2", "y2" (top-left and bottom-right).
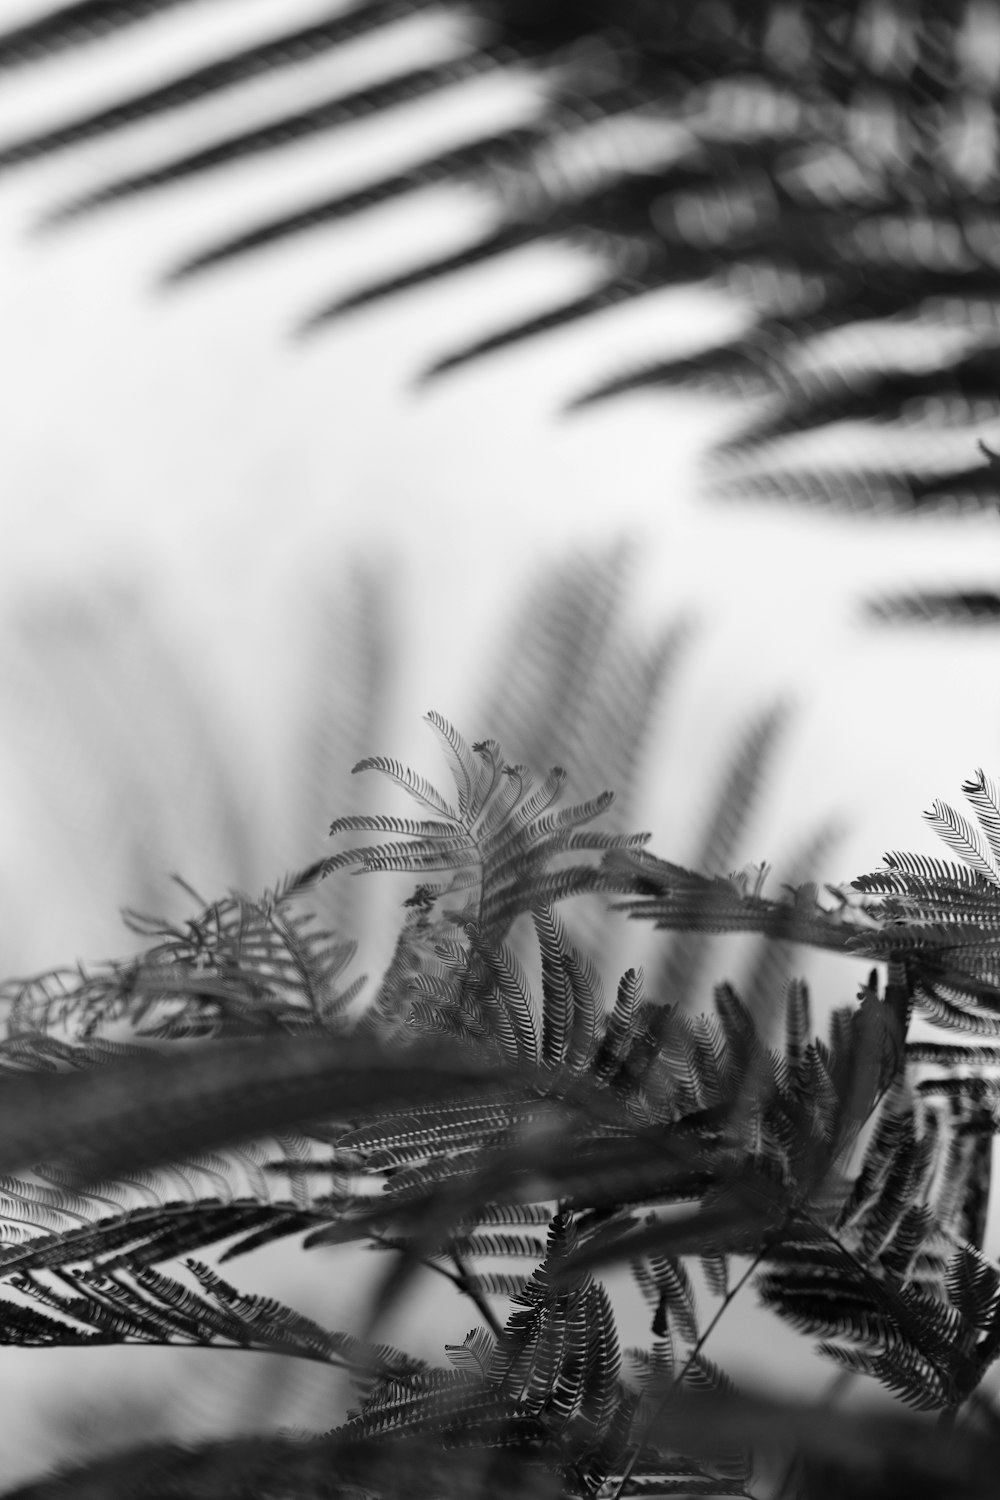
[{"x1": 0, "y1": 716, "x2": 999, "y2": 1495}]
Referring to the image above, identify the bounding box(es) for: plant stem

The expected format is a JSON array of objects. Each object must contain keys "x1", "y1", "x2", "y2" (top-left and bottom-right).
[
  {"x1": 610, "y1": 1241, "x2": 775, "y2": 1500},
  {"x1": 369, "y1": 1229, "x2": 505, "y2": 1341},
  {"x1": 448, "y1": 1246, "x2": 505, "y2": 1341}
]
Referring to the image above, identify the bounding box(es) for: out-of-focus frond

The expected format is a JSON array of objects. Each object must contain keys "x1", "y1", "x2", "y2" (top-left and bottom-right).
[{"x1": 7, "y1": 2, "x2": 1000, "y2": 543}]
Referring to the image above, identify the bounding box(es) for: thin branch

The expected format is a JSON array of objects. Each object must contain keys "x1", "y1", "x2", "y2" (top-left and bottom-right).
[
  {"x1": 449, "y1": 1246, "x2": 505, "y2": 1341},
  {"x1": 611, "y1": 1233, "x2": 783, "y2": 1500}
]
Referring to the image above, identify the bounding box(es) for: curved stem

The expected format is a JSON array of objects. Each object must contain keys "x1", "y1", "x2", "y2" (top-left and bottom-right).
[{"x1": 611, "y1": 1232, "x2": 782, "y2": 1500}]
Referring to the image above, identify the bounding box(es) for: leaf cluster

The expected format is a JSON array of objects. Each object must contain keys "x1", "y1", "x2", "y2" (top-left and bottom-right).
[{"x1": 0, "y1": 718, "x2": 997, "y2": 1495}]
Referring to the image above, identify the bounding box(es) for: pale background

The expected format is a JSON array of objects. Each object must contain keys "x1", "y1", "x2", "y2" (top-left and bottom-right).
[{"x1": 0, "y1": 0, "x2": 999, "y2": 1483}]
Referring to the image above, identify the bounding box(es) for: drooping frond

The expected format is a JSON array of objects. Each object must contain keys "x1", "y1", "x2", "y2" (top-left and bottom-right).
[
  {"x1": 533, "y1": 903, "x2": 603, "y2": 1075},
  {"x1": 591, "y1": 967, "x2": 646, "y2": 1090},
  {"x1": 0, "y1": 1254, "x2": 427, "y2": 1390},
  {"x1": 755, "y1": 1222, "x2": 978, "y2": 1412},
  {"x1": 630, "y1": 1239, "x2": 700, "y2": 1345},
  {"x1": 0, "y1": 1200, "x2": 311, "y2": 1279}
]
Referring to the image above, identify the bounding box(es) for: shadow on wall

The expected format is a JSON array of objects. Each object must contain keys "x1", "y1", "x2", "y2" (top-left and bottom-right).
[
  {"x1": 0, "y1": 544, "x2": 704, "y2": 980},
  {"x1": 0, "y1": 563, "x2": 396, "y2": 979}
]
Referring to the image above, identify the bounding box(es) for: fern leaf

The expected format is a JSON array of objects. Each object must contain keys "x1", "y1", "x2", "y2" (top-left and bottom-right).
[
  {"x1": 963, "y1": 770, "x2": 1000, "y2": 868},
  {"x1": 782, "y1": 977, "x2": 813, "y2": 1075},
  {"x1": 347, "y1": 756, "x2": 459, "y2": 820},
  {"x1": 424, "y1": 712, "x2": 479, "y2": 821},
  {"x1": 534, "y1": 904, "x2": 574, "y2": 1071},
  {"x1": 468, "y1": 937, "x2": 541, "y2": 1068},
  {"x1": 815, "y1": 1341, "x2": 952, "y2": 1411},
  {"x1": 509, "y1": 766, "x2": 569, "y2": 832},
  {"x1": 631, "y1": 1240, "x2": 700, "y2": 1345},
  {"x1": 946, "y1": 1244, "x2": 1000, "y2": 1332},
  {"x1": 478, "y1": 1203, "x2": 555, "y2": 1228},
  {"x1": 339, "y1": 1096, "x2": 526, "y2": 1166},
  {"x1": 184, "y1": 1259, "x2": 359, "y2": 1363},
  {"x1": 462, "y1": 1270, "x2": 531, "y2": 1298},
  {"x1": 444, "y1": 1325, "x2": 495, "y2": 1380},
  {"x1": 580, "y1": 1280, "x2": 622, "y2": 1438},
  {"x1": 324, "y1": 833, "x2": 476, "y2": 877},
  {"x1": 879, "y1": 851, "x2": 989, "y2": 887},
  {"x1": 325, "y1": 815, "x2": 459, "y2": 841},
  {"x1": 466, "y1": 738, "x2": 506, "y2": 822},
  {"x1": 700, "y1": 1253, "x2": 729, "y2": 1299},
  {"x1": 14, "y1": 1268, "x2": 172, "y2": 1347},
  {"x1": 923, "y1": 799, "x2": 1000, "y2": 889},
  {"x1": 457, "y1": 1230, "x2": 547, "y2": 1261},
  {"x1": 591, "y1": 968, "x2": 645, "y2": 1087},
  {"x1": 907, "y1": 1041, "x2": 1000, "y2": 1066},
  {"x1": 0, "y1": 1295, "x2": 99, "y2": 1347}
]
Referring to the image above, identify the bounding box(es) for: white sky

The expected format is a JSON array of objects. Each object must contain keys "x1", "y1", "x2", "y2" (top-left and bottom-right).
[{"x1": 1, "y1": 0, "x2": 1000, "y2": 1475}]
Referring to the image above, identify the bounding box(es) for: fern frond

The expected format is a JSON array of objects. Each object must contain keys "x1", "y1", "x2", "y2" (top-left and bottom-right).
[
  {"x1": 923, "y1": 800, "x2": 1000, "y2": 890},
  {"x1": 0, "y1": 1201, "x2": 312, "y2": 1280},
  {"x1": 461, "y1": 1270, "x2": 532, "y2": 1299},
  {"x1": 324, "y1": 716, "x2": 645, "y2": 969},
  {"x1": 591, "y1": 968, "x2": 646, "y2": 1089},
  {"x1": 962, "y1": 770, "x2": 1000, "y2": 867},
  {"x1": 533, "y1": 904, "x2": 603, "y2": 1075},
  {"x1": 876, "y1": 851, "x2": 990, "y2": 888},
  {"x1": 782, "y1": 977, "x2": 813, "y2": 1074},
  {"x1": 631, "y1": 1241, "x2": 700, "y2": 1345},
  {"x1": 580, "y1": 1280, "x2": 622, "y2": 1439},
  {"x1": 466, "y1": 936, "x2": 541, "y2": 1069},
  {"x1": 946, "y1": 1245, "x2": 1000, "y2": 1332},
  {"x1": 700, "y1": 1253, "x2": 730, "y2": 1300},
  {"x1": 346, "y1": 756, "x2": 459, "y2": 822},
  {"x1": 907, "y1": 1042, "x2": 1000, "y2": 1066},
  {"x1": 479, "y1": 1203, "x2": 556, "y2": 1229},
  {"x1": 815, "y1": 1341, "x2": 952, "y2": 1412},
  {"x1": 184, "y1": 1259, "x2": 362, "y2": 1362}
]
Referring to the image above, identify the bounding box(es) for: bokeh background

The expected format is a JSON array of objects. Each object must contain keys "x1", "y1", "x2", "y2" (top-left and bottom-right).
[{"x1": 1, "y1": 0, "x2": 1000, "y2": 1485}]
